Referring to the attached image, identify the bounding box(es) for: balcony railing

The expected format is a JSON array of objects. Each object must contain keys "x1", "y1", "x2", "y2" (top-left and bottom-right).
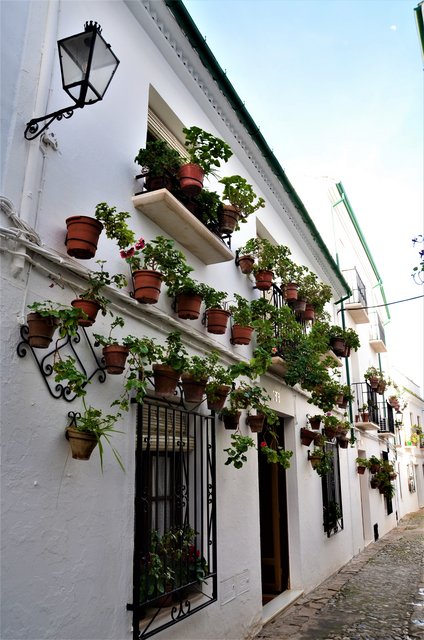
[
  {"x1": 342, "y1": 267, "x2": 367, "y2": 307},
  {"x1": 351, "y1": 382, "x2": 395, "y2": 434},
  {"x1": 369, "y1": 313, "x2": 387, "y2": 352}
]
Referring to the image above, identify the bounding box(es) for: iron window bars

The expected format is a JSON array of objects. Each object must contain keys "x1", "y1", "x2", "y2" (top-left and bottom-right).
[
  {"x1": 129, "y1": 397, "x2": 217, "y2": 639},
  {"x1": 322, "y1": 441, "x2": 343, "y2": 537}
]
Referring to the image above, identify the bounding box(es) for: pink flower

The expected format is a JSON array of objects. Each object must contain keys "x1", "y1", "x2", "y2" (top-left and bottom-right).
[
  {"x1": 135, "y1": 237, "x2": 145, "y2": 250},
  {"x1": 271, "y1": 347, "x2": 278, "y2": 354}
]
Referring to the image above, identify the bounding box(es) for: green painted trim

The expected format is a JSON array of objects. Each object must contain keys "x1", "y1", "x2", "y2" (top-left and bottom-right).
[
  {"x1": 335, "y1": 183, "x2": 390, "y2": 321},
  {"x1": 415, "y1": 3, "x2": 424, "y2": 59},
  {"x1": 164, "y1": 0, "x2": 350, "y2": 296}
]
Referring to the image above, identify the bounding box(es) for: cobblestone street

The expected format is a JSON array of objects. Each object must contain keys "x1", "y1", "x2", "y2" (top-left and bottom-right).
[{"x1": 257, "y1": 509, "x2": 424, "y2": 640}]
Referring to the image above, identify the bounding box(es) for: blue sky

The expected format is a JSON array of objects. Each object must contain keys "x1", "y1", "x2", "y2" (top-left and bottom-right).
[{"x1": 183, "y1": 0, "x2": 424, "y2": 391}]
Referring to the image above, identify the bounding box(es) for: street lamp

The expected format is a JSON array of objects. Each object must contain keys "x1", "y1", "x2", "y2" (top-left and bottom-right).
[
  {"x1": 395, "y1": 410, "x2": 403, "y2": 426},
  {"x1": 24, "y1": 21, "x2": 119, "y2": 140}
]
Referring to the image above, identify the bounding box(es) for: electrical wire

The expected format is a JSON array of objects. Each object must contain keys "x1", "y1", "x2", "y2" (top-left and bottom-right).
[{"x1": 338, "y1": 293, "x2": 424, "y2": 314}]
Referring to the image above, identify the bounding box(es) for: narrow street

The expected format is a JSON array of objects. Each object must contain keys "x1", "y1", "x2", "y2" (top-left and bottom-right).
[{"x1": 257, "y1": 509, "x2": 424, "y2": 640}]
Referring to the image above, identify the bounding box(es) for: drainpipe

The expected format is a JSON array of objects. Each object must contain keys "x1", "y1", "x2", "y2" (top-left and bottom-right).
[{"x1": 20, "y1": 0, "x2": 60, "y2": 228}]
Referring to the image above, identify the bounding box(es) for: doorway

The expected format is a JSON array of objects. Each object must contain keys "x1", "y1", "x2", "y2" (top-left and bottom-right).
[{"x1": 258, "y1": 418, "x2": 289, "y2": 603}]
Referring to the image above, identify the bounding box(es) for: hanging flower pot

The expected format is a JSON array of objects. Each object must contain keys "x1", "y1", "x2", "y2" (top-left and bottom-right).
[
  {"x1": 361, "y1": 411, "x2": 370, "y2": 422},
  {"x1": 238, "y1": 255, "x2": 254, "y2": 275},
  {"x1": 303, "y1": 303, "x2": 315, "y2": 321},
  {"x1": 222, "y1": 411, "x2": 241, "y2": 430},
  {"x1": 152, "y1": 364, "x2": 180, "y2": 397},
  {"x1": 357, "y1": 465, "x2": 367, "y2": 475},
  {"x1": 247, "y1": 413, "x2": 265, "y2": 433},
  {"x1": 323, "y1": 425, "x2": 338, "y2": 440},
  {"x1": 65, "y1": 216, "x2": 103, "y2": 260},
  {"x1": 206, "y1": 308, "x2": 231, "y2": 335},
  {"x1": 254, "y1": 270, "x2": 274, "y2": 291},
  {"x1": 308, "y1": 452, "x2": 322, "y2": 470},
  {"x1": 218, "y1": 204, "x2": 240, "y2": 235},
  {"x1": 300, "y1": 428, "x2": 319, "y2": 446},
  {"x1": 177, "y1": 163, "x2": 204, "y2": 196},
  {"x1": 132, "y1": 269, "x2": 163, "y2": 304},
  {"x1": 102, "y1": 345, "x2": 129, "y2": 375},
  {"x1": 231, "y1": 324, "x2": 254, "y2": 346},
  {"x1": 330, "y1": 337, "x2": 346, "y2": 357},
  {"x1": 284, "y1": 282, "x2": 298, "y2": 302},
  {"x1": 338, "y1": 436, "x2": 349, "y2": 449},
  {"x1": 66, "y1": 427, "x2": 97, "y2": 460},
  {"x1": 71, "y1": 299, "x2": 100, "y2": 327},
  {"x1": 181, "y1": 374, "x2": 207, "y2": 403},
  {"x1": 26, "y1": 313, "x2": 59, "y2": 348},
  {"x1": 370, "y1": 478, "x2": 379, "y2": 489},
  {"x1": 176, "y1": 293, "x2": 202, "y2": 320},
  {"x1": 293, "y1": 297, "x2": 307, "y2": 313},
  {"x1": 336, "y1": 395, "x2": 348, "y2": 409},
  {"x1": 377, "y1": 381, "x2": 386, "y2": 395},
  {"x1": 206, "y1": 385, "x2": 231, "y2": 411},
  {"x1": 308, "y1": 415, "x2": 322, "y2": 430},
  {"x1": 368, "y1": 376, "x2": 379, "y2": 390}
]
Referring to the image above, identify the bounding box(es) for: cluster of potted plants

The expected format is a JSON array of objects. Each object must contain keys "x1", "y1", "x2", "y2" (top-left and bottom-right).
[
  {"x1": 301, "y1": 412, "x2": 351, "y2": 449},
  {"x1": 364, "y1": 366, "x2": 389, "y2": 394},
  {"x1": 307, "y1": 442, "x2": 334, "y2": 477},
  {"x1": 140, "y1": 525, "x2": 209, "y2": 607},
  {"x1": 356, "y1": 455, "x2": 397, "y2": 497}
]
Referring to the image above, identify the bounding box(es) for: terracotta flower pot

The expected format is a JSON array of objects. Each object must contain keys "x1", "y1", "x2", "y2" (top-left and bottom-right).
[
  {"x1": 300, "y1": 428, "x2": 318, "y2": 446},
  {"x1": 293, "y1": 298, "x2": 307, "y2": 313},
  {"x1": 145, "y1": 175, "x2": 173, "y2": 192},
  {"x1": 206, "y1": 385, "x2": 231, "y2": 411},
  {"x1": 377, "y1": 381, "x2": 386, "y2": 395},
  {"x1": 152, "y1": 364, "x2": 180, "y2": 397},
  {"x1": 26, "y1": 313, "x2": 59, "y2": 348},
  {"x1": 338, "y1": 436, "x2": 349, "y2": 449},
  {"x1": 248, "y1": 413, "x2": 265, "y2": 433},
  {"x1": 368, "y1": 376, "x2": 379, "y2": 390},
  {"x1": 176, "y1": 293, "x2": 202, "y2": 320},
  {"x1": 254, "y1": 270, "x2": 274, "y2": 291},
  {"x1": 309, "y1": 453, "x2": 322, "y2": 470},
  {"x1": 71, "y1": 299, "x2": 100, "y2": 327},
  {"x1": 357, "y1": 466, "x2": 367, "y2": 475},
  {"x1": 222, "y1": 411, "x2": 241, "y2": 430},
  {"x1": 206, "y1": 308, "x2": 231, "y2": 335},
  {"x1": 370, "y1": 478, "x2": 379, "y2": 488},
  {"x1": 330, "y1": 337, "x2": 346, "y2": 357},
  {"x1": 238, "y1": 255, "x2": 254, "y2": 274},
  {"x1": 323, "y1": 425, "x2": 338, "y2": 439},
  {"x1": 132, "y1": 269, "x2": 163, "y2": 304},
  {"x1": 231, "y1": 324, "x2": 254, "y2": 346},
  {"x1": 308, "y1": 416, "x2": 322, "y2": 430},
  {"x1": 284, "y1": 282, "x2": 298, "y2": 302},
  {"x1": 181, "y1": 374, "x2": 207, "y2": 403},
  {"x1": 361, "y1": 412, "x2": 370, "y2": 422},
  {"x1": 303, "y1": 303, "x2": 315, "y2": 321},
  {"x1": 218, "y1": 204, "x2": 240, "y2": 234},
  {"x1": 177, "y1": 163, "x2": 204, "y2": 196},
  {"x1": 102, "y1": 345, "x2": 129, "y2": 375},
  {"x1": 66, "y1": 427, "x2": 97, "y2": 460},
  {"x1": 65, "y1": 216, "x2": 103, "y2": 260},
  {"x1": 369, "y1": 463, "x2": 380, "y2": 474}
]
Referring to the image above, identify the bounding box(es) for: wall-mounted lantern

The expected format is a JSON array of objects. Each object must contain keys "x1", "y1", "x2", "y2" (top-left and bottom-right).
[{"x1": 24, "y1": 21, "x2": 119, "y2": 140}]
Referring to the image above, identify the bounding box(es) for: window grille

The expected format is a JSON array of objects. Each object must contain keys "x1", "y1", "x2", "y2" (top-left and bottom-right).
[
  {"x1": 129, "y1": 398, "x2": 217, "y2": 639},
  {"x1": 321, "y1": 442, "x2": 343, "y2": 537}
]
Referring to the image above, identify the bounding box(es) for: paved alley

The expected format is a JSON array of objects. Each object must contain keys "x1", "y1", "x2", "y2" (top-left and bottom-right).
[{"x1": 257, "y1": 509, "x2": 424, "y2": 640}]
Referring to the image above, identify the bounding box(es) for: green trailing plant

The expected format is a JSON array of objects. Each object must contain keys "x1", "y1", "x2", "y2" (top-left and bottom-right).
[
  {"x1": 223, "y1": 433, "x2": 256, "y2": 469},
  {"x1": 183, "y1": 351, "x2": 220, "y2": 381},
  {"x1": 193, "y1": 188, "x2": 223, "y2": 226},
  {"x1": 229, "y1": 294, "x2": 253, "y2": 327},
  {"x1": 93, "y1": 316, "x2": 125, "y2": 347},
  {"x1": 27, "y1": 301, "x2": 86, "y2": 337},
  {"x1": 166, "y1": 276, "x2": 208, "y2": 300},
  {"x1": 120, "y1": 236, "x2": 192, "y2": 289},
  {"x1": 296, "y1": 269, "x2": 332, "y2": 314},
  {"x1": 259, "y1": 432, "x2": 293, "y2": 468},
  {"x1": 356, "y1": 457, "x2": 369, "y2": 468},
  {"x1": 339, "y1": 384, "x2": 355, "y2": 403},
  {"x1": 238, "y1": 237, "x2": 280, "y2": 273},
  {"x1": 308, "y1": 378, "x2": 346, "y2": 413},
  {"x1": 309, "y1": 446, "x2": 333, "y2": 477},
  {"x1": 202, "y1": 285, "x2": 228, "y2": 310},
  {"x1": 204, "y1": 360, "x2": 235, "y2": 403},
  {"x1": 113, "y1": 335, "x2": 158, "y2": 410},
  {"x1": 134, "y1": 139, "x2": 182, "y2": 176},
  {"x1": 76, "y1": 260, "x2": 127, "y2": 315},
  {"x1": 94, "y1": 202, "x2": 136, "y2": 250},
  {"x1": 282, "y1": 261, "x2": 306, "y2": 287},
  {"x1": 182, "y1": 126, "x2": 233, "y2": 175},
  {"x1": 52, "y1": 356, "x2": 124, "y2": 471},
  {"x1": 219, "y1": 174, "x2": 265, "y2": 227},
  {"x1": 154, "y1": 331, "x2": 189, "y2": 372}
]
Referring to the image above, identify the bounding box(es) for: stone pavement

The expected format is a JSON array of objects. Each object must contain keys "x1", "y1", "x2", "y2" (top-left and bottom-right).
[{"x1": 257, "y1": 509, "x2": 424, "y2": 640}]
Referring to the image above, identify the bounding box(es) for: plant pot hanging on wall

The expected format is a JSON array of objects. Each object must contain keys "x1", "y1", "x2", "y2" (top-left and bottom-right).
[
  {"x1": 65, "y1": 216, "x2": 103, "y2": 260},
  {"x1": 205, "y1": 308, "x2": 231, "y2": 335},
  {"x1": 254, "y1": 270, "x2": 274, "y2": 291},
  {"x1": 26, "y1": 313, "x2": 59, "y2": 348},
  {"x1": 218, "y1": 205, "x2": 240, "y2": 235},
  {"x1": 176, "y1": 293, "x2": 202, "y2": 320},
  {"x1": 71, "y1": 299, "x2": 100, "y2": 327},
  {"x1": 66, "y1": 427, "x2": 98, "y2": 460},
  {"x1": 152, "y1": 364, "x2": 180, "y2": 397},
  {"x1": 206, "y1": 385, "x2": 231, "y2": 412},
  {"x1": 132, "y1": 270, "x2": 163, "y2": 304},
  {"x1": 102, "y1": 345, "x2": 129, "y2": 375},
  {"x1": 231, "y1": 324, "x2": 254, "y2": 346}
]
